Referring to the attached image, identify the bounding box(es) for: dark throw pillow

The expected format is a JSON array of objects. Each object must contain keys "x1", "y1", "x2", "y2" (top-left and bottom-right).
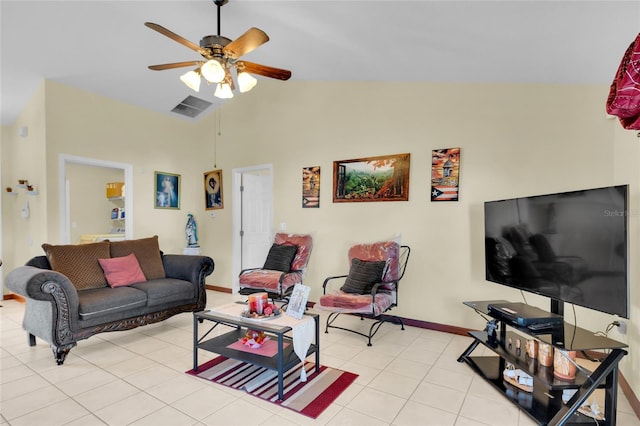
[
  {"x1": 341, "y1": 258, "x2": 387, "y2": 294},
  {"x1": 263, "y1": 244, "x2": 298, "y2": 272}
]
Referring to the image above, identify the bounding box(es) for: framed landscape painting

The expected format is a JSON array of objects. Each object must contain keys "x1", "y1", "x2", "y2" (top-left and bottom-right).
[
  {"x1": 154, "y1": 171, "x2": 180, "y2": 209},
  {"x1": 333, "y1": 153, "x2": 410, "y2": 203}
]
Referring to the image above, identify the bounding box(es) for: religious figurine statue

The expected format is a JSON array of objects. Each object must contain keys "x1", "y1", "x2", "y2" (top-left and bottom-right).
[{"x1": 185, "y1": 213, "x2": 199, "y2": 247}]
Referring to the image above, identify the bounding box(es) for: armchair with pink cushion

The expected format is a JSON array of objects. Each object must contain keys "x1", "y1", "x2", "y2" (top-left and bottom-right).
[
  {"x1": 317, "y1": 241, "x2": 410, "y2": 346},
  {"x1": 239, "y1": 233, "x2": 313, "y2": 301}
]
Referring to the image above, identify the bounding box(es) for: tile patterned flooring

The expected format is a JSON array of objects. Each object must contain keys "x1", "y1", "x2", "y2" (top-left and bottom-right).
[{"x1": 1, "y1": 290, "x2": 639, "y2": 425}]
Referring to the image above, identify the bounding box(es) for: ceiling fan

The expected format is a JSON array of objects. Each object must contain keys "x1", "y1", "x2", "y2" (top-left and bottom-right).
[{"x1": 145, "y1": 0, "x2": 291, "y2": 99}]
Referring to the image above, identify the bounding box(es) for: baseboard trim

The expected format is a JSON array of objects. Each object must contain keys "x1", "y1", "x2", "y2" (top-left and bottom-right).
[
  {"x1": 3, "y1": 293, "x2": 25, "y2": 303},
  {"x1": 206, "y1": 284, "x2": 232, "y2": 294},
  {"x1": 396, "y1": 315, "x2": 472, "y2": 336}
]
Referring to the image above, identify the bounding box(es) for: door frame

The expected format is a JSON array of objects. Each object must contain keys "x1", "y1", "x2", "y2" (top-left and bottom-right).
[
  {"x1": 59, "y1": 154, "x2": 133, "y2": 244},
  {"x1": 231, "y1": 163, "x2": 273, "y2": 294}
]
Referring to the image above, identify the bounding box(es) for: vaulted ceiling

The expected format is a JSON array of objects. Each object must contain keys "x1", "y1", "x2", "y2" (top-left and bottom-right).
[{"x1": 1, "y1": 1, "x2": 639, "y2": 126}]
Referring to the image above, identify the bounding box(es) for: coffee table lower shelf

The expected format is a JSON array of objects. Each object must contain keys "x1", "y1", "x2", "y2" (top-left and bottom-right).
[{"x1": 196, "y1": 328, "x2": 317, "y2": 372}]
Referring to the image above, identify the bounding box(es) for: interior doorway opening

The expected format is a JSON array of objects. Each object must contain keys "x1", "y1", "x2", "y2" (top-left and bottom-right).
[{"x1": 59, "y1": 154, "x2": 133, "y2": 244}]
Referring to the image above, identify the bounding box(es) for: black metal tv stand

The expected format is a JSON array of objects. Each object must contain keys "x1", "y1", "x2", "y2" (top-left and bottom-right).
[{"x1": 458, "y1": 300, "x2": 628, "y2": 426}]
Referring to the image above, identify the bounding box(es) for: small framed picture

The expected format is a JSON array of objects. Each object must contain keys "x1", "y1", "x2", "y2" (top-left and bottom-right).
[
  {"x1": 302, "y1": 166, "x2": 320, "y2": 208},
  {"x1": 154, "y1": 171, "x2": 180, "y2": 209},
  {"x1": 204, "y1": 170, "x2": 223, "y2": 210},
  {"x1": 431, "y1": 148, "x2": 460, "y2": 202},
  {"x1": 286, "y1": 284, "x2": 311, "y2": 320}
]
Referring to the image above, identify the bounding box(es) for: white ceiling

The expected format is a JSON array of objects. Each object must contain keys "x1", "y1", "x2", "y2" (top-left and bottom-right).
[{"x1": 1, "y1": 1, "x2": 639, "y2": 126}]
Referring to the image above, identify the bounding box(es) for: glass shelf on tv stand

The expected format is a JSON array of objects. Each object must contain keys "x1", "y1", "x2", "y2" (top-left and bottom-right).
[
  {"x1": 458, "y1": 300, "x2": 628, "y2": 426},
  {"x1": 463, "y1": 300, "x2": 628, "y2": 351}
]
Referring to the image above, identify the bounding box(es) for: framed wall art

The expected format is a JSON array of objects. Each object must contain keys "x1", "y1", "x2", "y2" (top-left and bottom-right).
[
  {"x1": 286, "y1": 284, "x2": 311, "y2": 320},
  {"x1": 333, "y1": 153, "x2": 410, "y2": 203},
  {"x1": 154, "y1": 171, "x2": 180, "y2": 209},
  {"x1": 431, "y1": 147, "x2": 460, "y2": 201},
  {"x1": 204, "y1": 169, "x2": 223, "y2": 210},
  {"x1": 302, "y1": 166, "x2": 320, "y2": 208}
]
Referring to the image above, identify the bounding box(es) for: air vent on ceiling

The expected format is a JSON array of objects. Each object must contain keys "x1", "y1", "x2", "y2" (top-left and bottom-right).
[{"x1": 171, "y1": 95, "x2": 212, "y2": 118}]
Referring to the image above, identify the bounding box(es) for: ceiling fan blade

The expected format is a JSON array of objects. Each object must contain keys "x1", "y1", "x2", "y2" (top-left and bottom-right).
[
  {"x1": 223, "y1": 27, "x2": 269, "y2": 59},
  {"x1": 148, "y1": 61, "x2": 203, "y2": 71},
  {"x1": 238, "y1": 61, "x2": 292, "y2": 81},
  {"x1": 145, "y1": 22, "x2": 207, "y2": 55}
]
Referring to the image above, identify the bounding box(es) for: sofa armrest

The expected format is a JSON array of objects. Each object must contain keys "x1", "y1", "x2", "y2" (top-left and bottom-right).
[
  {"x1": 6, "y1": 266, "x2": 79, "y2": 305},
  {"x1": 5, "y1": 266, "x2": 81, "y2": 346},
  {"x1": 162, "y1": 254, "x2": 214, "y2": 286},
  {"x1": 162, "y1": 255, "x2": 214, "y2": 309}
]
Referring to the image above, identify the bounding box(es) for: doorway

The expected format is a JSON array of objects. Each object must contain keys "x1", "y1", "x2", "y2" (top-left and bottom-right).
[
  {"x1": 59, "y1": 154, "x2": 133, "y2": 243},
  {"x1": 232, "y1": 164, "x2": 273, "y2": 293}
]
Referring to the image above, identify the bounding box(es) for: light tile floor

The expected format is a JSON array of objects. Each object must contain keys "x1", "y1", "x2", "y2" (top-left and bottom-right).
[{"x1": 1, "y1": 291, "x2": 639, "y2": 425}]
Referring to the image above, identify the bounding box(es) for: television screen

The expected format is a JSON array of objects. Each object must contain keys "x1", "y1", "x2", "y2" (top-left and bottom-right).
[{"x1": 484, "y1": 185, "x2": 629, "y2": 318}]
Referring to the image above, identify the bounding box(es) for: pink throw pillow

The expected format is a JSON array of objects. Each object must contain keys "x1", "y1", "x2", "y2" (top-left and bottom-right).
[{"x1": 98, "y1": 253, "x2": 147, "y2": 288}]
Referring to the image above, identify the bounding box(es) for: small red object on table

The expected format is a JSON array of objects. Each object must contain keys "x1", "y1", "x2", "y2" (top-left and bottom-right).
[{"x1": 248, "y1": 292, "x2": 268, "y2": 314}]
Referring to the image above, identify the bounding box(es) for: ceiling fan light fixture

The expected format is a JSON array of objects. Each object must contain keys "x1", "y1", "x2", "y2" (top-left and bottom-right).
[
  {"x1": 201, "y1": 59, "x2": 226, "y2": 83},
  {"x1": 237, "y1": 71, "x2": 257, "y2": 93},
  {"x1": 214, "y1": 82, "x2": 234, "y2": 99},
  {"x1": 145, "y1": 2, "x2": 292, "y2": 102},
  {"x1": 180, "y1": 70, "x2": 201, "y2": 92}
]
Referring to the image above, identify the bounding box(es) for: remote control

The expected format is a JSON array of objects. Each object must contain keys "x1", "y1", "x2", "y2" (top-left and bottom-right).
[{"x1": 527, "y1": 322, "x2": 559, "y2": 331}]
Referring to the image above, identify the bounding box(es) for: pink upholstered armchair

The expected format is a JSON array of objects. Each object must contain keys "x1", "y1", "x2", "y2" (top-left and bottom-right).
[
  {"x1": 318, "y1": 241, "x2": 410, "y2": 346},
  {"x1": 239, "y1": 233, "x2": 313, "y2": 301}
]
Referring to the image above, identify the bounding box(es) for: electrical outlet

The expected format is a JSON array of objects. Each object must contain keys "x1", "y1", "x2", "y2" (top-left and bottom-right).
[{"x1": 616, "y1": 320, "x2": 627, "y2": 335}]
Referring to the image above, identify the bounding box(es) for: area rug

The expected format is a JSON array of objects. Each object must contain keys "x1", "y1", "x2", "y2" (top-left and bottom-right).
[{"x1": 186, "y1": 356, "x2": 358, "y2": 419}]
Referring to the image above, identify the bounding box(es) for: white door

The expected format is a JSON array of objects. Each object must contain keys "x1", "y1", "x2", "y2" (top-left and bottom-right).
[{"x1": 232, "y1": 165, "x2": 273, "y2": 293}]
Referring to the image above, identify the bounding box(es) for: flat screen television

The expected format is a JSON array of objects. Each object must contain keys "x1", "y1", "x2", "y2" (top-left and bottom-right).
[{"x1": 484, "y1": 185, "x2": 629, "y2": 319}]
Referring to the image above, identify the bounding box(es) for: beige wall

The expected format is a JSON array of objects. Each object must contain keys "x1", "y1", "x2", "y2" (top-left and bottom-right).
[
  {"x1": 1, "y1": 79, "x2": 638, "y2": 399},
  {"x1": 1, "y1": 82, "x2": 48, "y2": 267}
]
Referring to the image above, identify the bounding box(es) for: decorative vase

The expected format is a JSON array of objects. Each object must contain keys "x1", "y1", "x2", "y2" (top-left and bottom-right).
[
  {"x1": 553, "y1": 350, "x2": 577, "y2": 380},
  {"x1": 538, "y1": 343, "x2": 554, "y2": 367},
  {"x1": 526, "y1": 339, "x2": 539, "y2": 359}
]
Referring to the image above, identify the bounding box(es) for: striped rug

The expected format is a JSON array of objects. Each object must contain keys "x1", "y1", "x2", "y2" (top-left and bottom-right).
[{"x1": 186, "y1": 356, "x2": 358, "y2": 419}]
